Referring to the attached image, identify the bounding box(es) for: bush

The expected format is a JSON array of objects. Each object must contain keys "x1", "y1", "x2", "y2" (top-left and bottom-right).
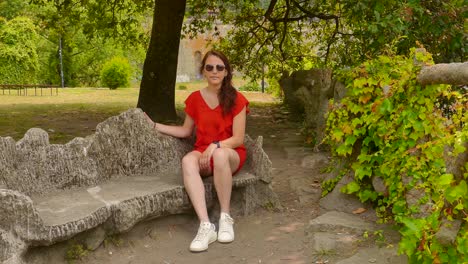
[
  {"x1": 324, "y1": 48, "x2": 467, "y2": 263},
  {"x1": 177, "y1": 85, "x2": 187, "y2": 90},
  {"x1": 100, "y1": 57, "x2": 132, "y2": 89},
  {"x1": 239, "y1": 81, "x2": 261, "y2": 92}
]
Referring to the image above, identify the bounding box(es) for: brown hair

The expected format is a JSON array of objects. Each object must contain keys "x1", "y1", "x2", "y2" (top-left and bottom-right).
[{"x1": 200, "y1": 50, "x2": 237, "y2": 115}]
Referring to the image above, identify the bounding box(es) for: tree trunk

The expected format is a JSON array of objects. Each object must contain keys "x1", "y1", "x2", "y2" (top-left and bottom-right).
[
  {"x1": 417, "y1": 62, "x2": 468, "y2": 86},
  {"x1": 137, "y1": 0, "x2": 186, "y2": 122}
]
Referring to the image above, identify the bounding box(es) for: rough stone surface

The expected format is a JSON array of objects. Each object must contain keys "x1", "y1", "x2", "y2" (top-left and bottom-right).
[
  {"x1": 77, "y1": 227, "x2": 107, "y2": 251},
  {"x1": 310, "y1": 232, "x2": 359, "y2": 253},
  {"x1": 335, "y1": 246, "x2": 407, "y2": 264},
  {"x1": 0, "y1": 108, "x2": 278, "y2": 264},
  {"x1": 307, "y1": 211, "x2": 377, "y2": 235},
  {"x1": 417, "y1": 62, "x2": 468, "y2": 86},
  {"x1": 402, "y1": 176, "x2": 434, "y2": 218},
  {"x1": 445, "y1": 143, "x2": 468, "y2": 181},
  {"x1": 435, "y1": 219, "x2": 462, "y2": 246},
  {"x1": 320, "y1": 174, "x2": 375, "y2": 221},
  {"x1": 0, "y1": 229, "x2": 27, "y2": 264},
  {"x1": 372, "y1": 177, "x2": 387, "y2": 194},
  {"x1": 0, "y1": 109, "x2": 193, "y2": 196}
]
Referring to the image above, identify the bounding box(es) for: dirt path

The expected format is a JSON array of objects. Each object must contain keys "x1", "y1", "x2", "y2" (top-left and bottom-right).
[{"x1": 26, "y1": 104, "x2": 331, "y2": 264}]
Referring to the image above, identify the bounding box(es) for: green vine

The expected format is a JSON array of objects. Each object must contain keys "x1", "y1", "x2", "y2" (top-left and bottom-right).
[{"x1": 325, "y1": 48, "x2": 467, "y2": 263}]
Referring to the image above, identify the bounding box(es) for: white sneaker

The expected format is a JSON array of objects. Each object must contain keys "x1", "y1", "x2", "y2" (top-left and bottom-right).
[
  {"x1": 189, "y1": 222, "x2": 217, "y2": 252},
  {"x1": 218, "y1": 212, "x2": 234, "y2": 243}
]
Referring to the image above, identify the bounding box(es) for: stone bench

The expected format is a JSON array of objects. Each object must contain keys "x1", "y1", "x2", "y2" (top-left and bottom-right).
[{"x1": 0, "y1": 108, "x2": 278, "y2": 264}]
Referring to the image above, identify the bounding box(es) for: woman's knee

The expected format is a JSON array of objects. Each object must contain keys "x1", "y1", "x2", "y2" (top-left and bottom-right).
[
  {"x1": 212, "y1": 148, "x2": 229, "y2": 167},
  {"x1": 182, "y1": 153, "x2": 199, "y2": 171}
]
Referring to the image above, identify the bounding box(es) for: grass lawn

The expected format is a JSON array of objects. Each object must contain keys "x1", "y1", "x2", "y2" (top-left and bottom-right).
[{"x1": 0, "y1": 83, "x2": 279, "y2": 144}]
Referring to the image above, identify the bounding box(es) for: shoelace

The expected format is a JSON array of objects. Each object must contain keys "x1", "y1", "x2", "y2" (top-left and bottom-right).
[
  {"x1": 219, "y1": 216, "x2": 234, "y2": 233},
  {"x1": 194, "y1": 226, "x2": 212, "y2": 242}
]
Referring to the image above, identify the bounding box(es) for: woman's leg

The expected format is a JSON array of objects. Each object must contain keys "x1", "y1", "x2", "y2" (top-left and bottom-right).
[
  {"x1": 182, "y1": 151, "x2": 210, "y2": 222},
  {"x1": 212, "y1": 148, "x2": 239, "y2": 243},
  {"x1": 211, "y1": 148, "x2": 240, "y2": 214}
]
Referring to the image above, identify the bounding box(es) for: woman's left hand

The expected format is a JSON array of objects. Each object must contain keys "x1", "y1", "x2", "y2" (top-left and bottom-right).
[{"x1": 199, "y1": 143, "x2": 216, "y2": 175}]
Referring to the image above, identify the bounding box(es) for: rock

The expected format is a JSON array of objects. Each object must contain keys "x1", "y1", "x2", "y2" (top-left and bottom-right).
[
  {"x1": 320, "y1": 174, "x2": 376, "y2": 221},
  {"x1": 307, "y1": 211, "x2": 377, "y2": 235},
  {"x1": 81, "y1": 227, "x2": 106, "y2": 251},
  {"x1": 435, "y1": 219, "x2": 462, "y2": 246},
  {"x1": 310, "y1": 232, "x2": 359, "y2": 253},
  {"x1": 335, "y1": 246, "x2": 407, "y2": 264},
  {"x1": 372, "y1": 177, "x2": 386, "y2": 194},
  {"x1": 444, "y1": 143, "x2": 468, "y2": 181},
  {"x1": 0, "y1": 229, "x2": 27, "y2": 264},
  {"x1": 16, "y1": 128, "x2": 49, "y2": 149},
  {"x1": 403, "y1": 176, "x2": 433, "y2": 218}
]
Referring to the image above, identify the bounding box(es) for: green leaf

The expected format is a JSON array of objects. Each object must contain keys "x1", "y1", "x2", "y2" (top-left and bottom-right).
[
  {"x1": 342, "y1": 181, "x2": 360, "y2": 194},
  {"x1": 437, "y1": 174, "x2": 453, "y2": 186},
  {"x1": 353, "y1": 78, "x2": 368, "y2": 88},
  {"x1": 345, "y1": 135, "x2": 357, "y2": 146},
  {"x1": 332, "y1": 129, "x2": 344, "y2": 141},
  {"x1": 378, "y1": 98, "x2": 393, "y2": 115},
  {"x1": 359, "y1": 189, "x2": 378, "y2": 202},
  {"x1": 413, "y1": 121, "x2": 424, "y2": 132},
  {"x1": 445, "y1": 180, "x2": 467, "y2": 203},
  {"x1": 400, "y1": 218, "x2": 422, "y2": 237},
  {"x1": 336, "y1": 144, "x2": 352, "y2": 156},
  {"x1": 399, "y1": 236, "x2": 418, "y2": 256}
]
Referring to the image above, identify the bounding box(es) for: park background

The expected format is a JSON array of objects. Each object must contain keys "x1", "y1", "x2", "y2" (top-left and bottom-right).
[{"x1": 0, "y1": 0, "x2": 466, "y2": 263}]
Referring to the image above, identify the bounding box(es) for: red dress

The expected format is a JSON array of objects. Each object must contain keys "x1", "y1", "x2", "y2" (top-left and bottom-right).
[{"x1": 184, "y1": 90, "x2": 250, "y2": 174}]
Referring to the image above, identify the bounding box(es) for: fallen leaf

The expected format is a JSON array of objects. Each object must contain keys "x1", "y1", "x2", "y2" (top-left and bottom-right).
[{"x1": 352, "y1": 208, "x2": 367, "y2": 214}]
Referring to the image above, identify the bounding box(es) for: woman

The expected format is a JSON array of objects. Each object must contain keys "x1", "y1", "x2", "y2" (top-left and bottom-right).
[{"x1": 145, "y1": 50, "x2": 249, "y2": 252}]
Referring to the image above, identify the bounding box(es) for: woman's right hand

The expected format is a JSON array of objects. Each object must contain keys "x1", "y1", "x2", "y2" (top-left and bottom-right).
[{"x1": 199, "y1": 143, "x2": 216, "y2": 175}]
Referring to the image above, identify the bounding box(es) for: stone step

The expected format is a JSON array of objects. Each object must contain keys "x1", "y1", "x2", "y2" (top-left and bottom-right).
[
  {"x1": 336, "y1": 246, "x2": 407, "y2": 264},
  {"x1": 307, "y1": 211, "x2": 378, "y2": 235},
  {"x1": 310, "y1": 232, "x2": 359, "y2": 253}
]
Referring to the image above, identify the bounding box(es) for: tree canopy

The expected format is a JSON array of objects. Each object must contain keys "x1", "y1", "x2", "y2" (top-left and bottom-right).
[
  {"x1": 0, "y1": 16, "x2": 39, "y2": 84},
  {"x1": 188, "y1": 0, "x2": 466, "y2": 81}
]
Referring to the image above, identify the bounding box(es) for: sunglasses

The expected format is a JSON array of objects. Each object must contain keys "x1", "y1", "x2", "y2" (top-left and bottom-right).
[{"x1": 204, "y1": 64, "x2": 226, "y2": 72}]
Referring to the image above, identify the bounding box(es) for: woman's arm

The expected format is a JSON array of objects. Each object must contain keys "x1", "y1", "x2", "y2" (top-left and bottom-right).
[{"x1": 145, "y1": 112, "x2": 195, "y2": 138}]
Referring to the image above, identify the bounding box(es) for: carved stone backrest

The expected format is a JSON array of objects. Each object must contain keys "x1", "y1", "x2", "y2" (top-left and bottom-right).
[{"x1": 0, "y1": 109, "x2": 195, "y2": 196}]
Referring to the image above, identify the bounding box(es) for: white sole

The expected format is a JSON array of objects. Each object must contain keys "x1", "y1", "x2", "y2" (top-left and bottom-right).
[
  {"x1": 217, "y1": 236, "x2": 234, "y2": 243},
  {"x1": 189, "y1": 234, "x2": 217, "y2": 252}
]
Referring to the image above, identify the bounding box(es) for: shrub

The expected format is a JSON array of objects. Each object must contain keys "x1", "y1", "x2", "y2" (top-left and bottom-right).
[
  {"x1": 324, "y1": 48, "x2": 467, "y2": 262},
  {"x1": 239, "y1": 81, "x2": 261, "y2": 92},
  {"x1": 178, "y1": 85, "x2": 187, "y2": 90},
  {"x1": 65, "y1": 243, "x2": 88, "y2": 262},
  {"x1": 100, "y1": 57, "x2": 132, "y2": 89}
]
